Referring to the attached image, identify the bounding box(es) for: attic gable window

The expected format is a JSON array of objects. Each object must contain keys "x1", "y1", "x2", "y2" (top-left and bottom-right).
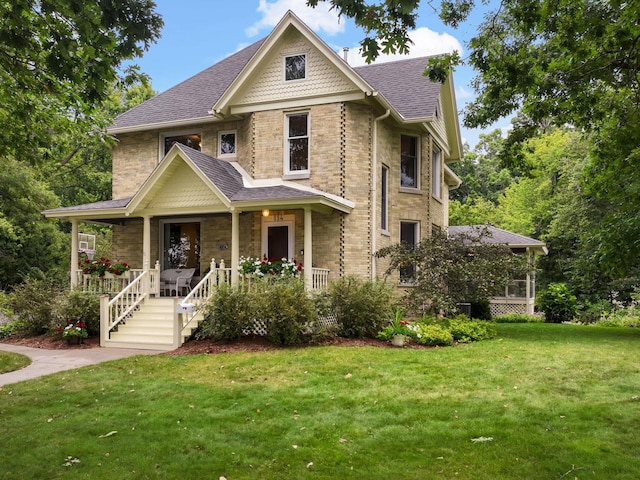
[
  {"x1": 163, "y1": 133, "x2": 201, "y2": 157},
  {"x1": 284, "y1": 54, "x2": 306, "y2": 81}
]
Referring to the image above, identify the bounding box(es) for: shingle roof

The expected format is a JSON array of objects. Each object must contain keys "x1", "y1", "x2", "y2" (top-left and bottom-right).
[
  {"x1": 354, "y1": 56, "x2": 441, "y2": 120},
  {"x1": 448, "y1": 225, "x2": 547, "y2": 250},
  {"x1": 110, "y1": 39, "x2": 443, "y2": 131},
  {"x1": 44, "y1": 197, "x2": 132, "y2": 214},
  {"x1": 112, "y1": 39, "x2": 265, "y2": 130},
  {"x1": 177, "y1": 145, "x2": 326, "y2": 202}
]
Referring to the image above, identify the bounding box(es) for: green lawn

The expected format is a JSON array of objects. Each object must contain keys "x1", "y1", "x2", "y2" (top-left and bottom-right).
[
  {"x1": 1, "y1": 324, "x2": 639, "y2": 479},
  {"x1": 0, "y1": 350, "x2": 30, "y2": 374}
]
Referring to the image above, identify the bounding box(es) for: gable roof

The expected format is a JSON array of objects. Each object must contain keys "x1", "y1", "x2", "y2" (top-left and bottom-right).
[
  {"x1": 109, "y1": 11, "x2": 456, "y2": 138},
  {"x1": 448, "y1": 225, "x2": 548, "y2": 255},
  {"x1": 43, "y1": 145, "x2": 354, "y2": 220},
  {"x1": 112, "y1": 39, "x2": 265, "y2": 132}
]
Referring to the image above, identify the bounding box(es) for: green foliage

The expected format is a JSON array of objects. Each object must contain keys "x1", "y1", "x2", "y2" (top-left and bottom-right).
[
  {"x1": 60, "y1": 290, "x2": 100, "y2": 336},
  {"x1": 409, "y1": 323, "x2": 454, "y2": 346},
  {"x1": 198, "y1": 284, "x2": 256, "y2": 341},
  {"x1": 494, "y1": 314, "x2": 543, "y2": 324},
  {"x1": 377, "y1": 228, "x2": 526, "y2": 316},
  {"x1": 260, "y1": 280, "x2": 318, "y2": 346},
  {"x1": 0, "y1": 157, "x2": 68, "y2": 288},
  {"x1": 0, "y1": 1, "x2": 162, "y2": 161},
  {"x1": 0, "y1": 320, "x2": 27, "y2": 339},
  {"x1": 594, "y1": 288, "x2": 640, "y2": 328},
  {"x1": 445, "y1": 316, "x2": 496, "y2": 343},
  {"x1": 9, "y1": 275, "x2": 66, "y2": 335},
  {"x1": 470, "y1": 299, "x2": 491, "y2": 321},
  {"x1": 537, "y1": 283, "x2": 578, "y2": 323},
  {"x1": 328, "y1": 276, "x2": 395, "y2": 338}
]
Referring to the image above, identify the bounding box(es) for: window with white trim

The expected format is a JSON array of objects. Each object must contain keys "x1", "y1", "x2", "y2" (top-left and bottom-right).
[
  {"x1": 218, "y1": 130, "x2": 236, "y2": 158},
  {"x1": 285, "y1": 112, "x2": 309, "y2": 174},
  {"x1": 162, "y1": 132, "x2": 201, "y2": 157},
  {"x1": 400, "y1": 221, "x2": 419, "y2": 282},
  {"x1": 284, "y1": 54, "x2": 306, "y2": 81},
  {"x1": 381, "y1": 165, "x2": 389, "y2": 232},
  {"x1": 400, "y1": 135, "x2": 419, "y2": 189},
  {"x1": 432, "y1": 146, "x2": 442, "y2": 198}
]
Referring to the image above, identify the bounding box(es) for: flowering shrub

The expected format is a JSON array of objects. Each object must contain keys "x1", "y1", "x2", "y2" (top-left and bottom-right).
[
  {"x1": 58, "y1": 321, "x2": 88, "y2": 339},
  {"x1": 79, "y1": 258, "x2": 130, "y2": 276},
  {"x1": 238, "y1": 256, "x2": 302, "y2": 278}
]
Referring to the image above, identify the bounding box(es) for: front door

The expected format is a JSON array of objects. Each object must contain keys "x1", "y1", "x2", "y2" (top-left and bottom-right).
[
  {"x1": 267, "y1": 225, "x2": 289, "y2": 260},
  {"x1": 163, "y1": 221, "x2": 201, "y2": 274}
]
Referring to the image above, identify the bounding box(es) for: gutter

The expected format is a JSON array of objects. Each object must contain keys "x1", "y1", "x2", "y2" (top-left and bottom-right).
[{"x1": 371, "y1": 108, "x2": 391, "y2": 279}]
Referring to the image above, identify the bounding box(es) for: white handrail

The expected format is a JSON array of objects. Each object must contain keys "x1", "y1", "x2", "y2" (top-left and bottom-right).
[
  {"x1": 104, "y1": 271, "x2": 148, "y2": 336},
  {"x1": 178, "y1": 259, "x2": 232, "y2": 336}
]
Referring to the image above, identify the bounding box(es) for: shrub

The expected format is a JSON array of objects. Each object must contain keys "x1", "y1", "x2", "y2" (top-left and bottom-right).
[
  {"x1": 446, "y1": 315, "x2": 496, "y2": 342},
  {"x1": 329, "y1": 276, "x2": 394, "y2": 338},
  {"x1": 0, "y1": 320, "x2": 26, "y2": 339},
  {"x1": 470, "y1": 299, "x2": 492, "y2": 321},
  {"x1": 259, "y1": 279, "x2": 318, "y2": 346},
  {"x1": 577, "y1": 299, "x2": 612, "y2": 324},
  {"x1": 198, "y1": 284, "x2": 257, "y2": 341},
  {"x1": 410, "y1": 323, "x2": 454, "y2": 346},
  {"x1": 537, "y1": 283, "x2": 578, "y2": 323},
  {"x1": 494, "y1": 313, "x2": 543, "y2": 323},
  {"x1": 60, "y1": 290, "x2": 100, "y2": 336},
  {"x1": 10, "y1": 276, "x2": 65, "y2": 335}
]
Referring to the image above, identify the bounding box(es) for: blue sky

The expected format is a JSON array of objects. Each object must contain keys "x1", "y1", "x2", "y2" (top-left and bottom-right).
[{"x1": 132, "y1": 0, "x2": 505, "y2": 148}]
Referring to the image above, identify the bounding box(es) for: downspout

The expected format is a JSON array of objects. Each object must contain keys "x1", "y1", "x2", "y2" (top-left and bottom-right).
[{"x1": 371, "y1": 109, "x2": 391, "y2": 279}]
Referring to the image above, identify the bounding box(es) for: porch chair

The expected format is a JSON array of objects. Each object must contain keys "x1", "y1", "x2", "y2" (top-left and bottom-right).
[{"x1": 159, "y1": 268, "x2": 196, "y2": 296}]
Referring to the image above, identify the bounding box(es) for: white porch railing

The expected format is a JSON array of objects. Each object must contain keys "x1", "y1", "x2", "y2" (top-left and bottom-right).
[
  {"x1": 176, "y1": 259, "x2": 232, "y2": 343},
  {"x1": 312, "y1": 268, "x2": 330, "y2": 290},
  {"x1": 99, "y1": 264, "x2": 161, "y2": 345}
]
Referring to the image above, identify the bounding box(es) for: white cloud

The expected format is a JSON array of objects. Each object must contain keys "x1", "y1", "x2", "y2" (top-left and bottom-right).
[
  {"x1": 345, "y1": 27, "x2": 463, "y2": 67},
  {"x1": 456, "y1": 85, "x2": 473, "y2": 100},
  {"x1": 246, "y1": 0, "x2": 344, "y2": 37}
]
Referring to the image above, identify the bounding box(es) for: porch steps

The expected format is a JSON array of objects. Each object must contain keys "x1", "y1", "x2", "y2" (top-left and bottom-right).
[{"x1": 104, "y1": 298, "x2": 203, "y2": 351}]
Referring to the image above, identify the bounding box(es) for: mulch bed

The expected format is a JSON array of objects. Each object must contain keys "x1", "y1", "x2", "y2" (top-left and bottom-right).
[{"x1": 1, "y1": 334, "x2": 432, "y2": 355}]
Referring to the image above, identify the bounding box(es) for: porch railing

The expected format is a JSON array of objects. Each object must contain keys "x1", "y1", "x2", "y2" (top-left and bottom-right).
[
  {"x1": 311, "y1": 268, "x2": 330, "y2": 290},
  {"x1": 176, "y1": 259, "x2": 232, "y2": 342},
  {"x1": 99, "y1": 264, "x2": 161, "y2": 346}
]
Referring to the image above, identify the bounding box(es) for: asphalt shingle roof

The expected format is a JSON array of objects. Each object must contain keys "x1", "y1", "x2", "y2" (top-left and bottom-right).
[
  {"x1": 448, "y1": 225, "x2": 546, "y2": 248},
  {"x1": 113, "y1": 39, "x2": 265, "y2": 130},
  {"x1": 354, "y1": 56, "x2": 441, "y2": 120},
  {"x1": 111, "y1": 40, "x2": 442, "y2": 131}
]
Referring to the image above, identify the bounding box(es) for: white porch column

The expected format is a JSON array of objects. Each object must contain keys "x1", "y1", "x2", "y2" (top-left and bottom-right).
[
  {"x1": 142, "y1": 215, "x2": 151, "y2": 293},
  {"x1": 304, "y1": 207, "x2": 313, "y2": 290},
  {"x1": 70, "y1": 219, "x2": 79, "y2": 289},
  {"x1": 231, "y1": 209, "x2": 240, "y2": 286},
  {"x1": 142, "y1": 215, "x2": 151, "y2": 271}
]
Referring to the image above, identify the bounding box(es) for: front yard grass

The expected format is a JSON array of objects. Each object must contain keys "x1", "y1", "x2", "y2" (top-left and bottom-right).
[
  {"x1": 0, "y1": 350, "x2": 30, "y2": 374},
  {"x1": 1, "y1": 323, "x2": 639, "y2": 479}
]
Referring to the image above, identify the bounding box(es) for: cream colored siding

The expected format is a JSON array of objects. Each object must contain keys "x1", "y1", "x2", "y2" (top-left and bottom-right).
[{"x1": 236, "y1": 29, "x2": 358, "y2": 107}]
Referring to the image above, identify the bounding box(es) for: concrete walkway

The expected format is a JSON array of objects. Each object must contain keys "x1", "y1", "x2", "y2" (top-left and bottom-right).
[{"x1": 0, "y1": 343, "x2": 162, "y2": 387}]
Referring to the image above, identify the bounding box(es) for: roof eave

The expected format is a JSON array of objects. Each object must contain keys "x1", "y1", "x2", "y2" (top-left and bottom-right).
[{"x1": 108, "y1": 116, "x2": 217, "y2": 135}]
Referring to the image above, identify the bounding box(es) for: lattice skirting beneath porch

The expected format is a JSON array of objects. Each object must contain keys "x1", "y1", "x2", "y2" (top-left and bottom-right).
[
  {"x1": 490, "y1": 302, "x2": 527, "y2": 317},
  {"x1": 243, "y1": 314, "x2": 338, "y2": 336}
]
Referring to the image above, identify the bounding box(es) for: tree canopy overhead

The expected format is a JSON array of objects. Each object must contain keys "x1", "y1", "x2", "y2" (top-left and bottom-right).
[{"x1": 0, "y1": 0, "x2": 163, "y2": 161}]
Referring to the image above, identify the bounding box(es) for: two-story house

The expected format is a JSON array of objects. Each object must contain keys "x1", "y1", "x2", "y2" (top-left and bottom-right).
[{"x1": 44, "y1": 11, "x2": 463, "y2": 349}]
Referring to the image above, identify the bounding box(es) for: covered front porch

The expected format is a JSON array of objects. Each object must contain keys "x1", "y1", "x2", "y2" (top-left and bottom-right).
[{"x1": 44, "y1": 144, "x2": 354, "y2": 349}]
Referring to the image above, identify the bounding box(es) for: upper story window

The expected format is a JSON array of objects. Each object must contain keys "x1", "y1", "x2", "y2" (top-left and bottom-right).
[
  {"x1": 218, "y1": 130, "x2": 236, "y2": 158},
  {"x1": 432, "y1": 146, "x2": 442, "y2": 199},
  {"x1": 285, "y1": 112, "x2": 309, "y2": 176},
  {"x1": 381, "y1": 165, "x2": 389, "y2": 232},
  {"x1": 163, "y1": 133, "x2": 201, "y2": 157},
  {"x1": 284, "y1": 54, "x2": 306, "y2": 81},
  {"x1": 400, "y1": 134, "x2": 419, "y2": 189}
]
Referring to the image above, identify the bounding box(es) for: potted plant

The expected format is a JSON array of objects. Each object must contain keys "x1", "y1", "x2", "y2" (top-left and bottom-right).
[
  {"x1": 108, "y1": 260, "x2": 130, "y2": 278},
  {"x1": 58, "y1": 321, "x2": 89, "y2": 345},
  {"x1": 377, "y1": 308, "x2": 412, "y2": 347}
]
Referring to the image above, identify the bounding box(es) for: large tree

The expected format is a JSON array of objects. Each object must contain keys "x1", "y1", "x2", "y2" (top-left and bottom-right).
[{"x1": 0, "y1": 0, "x2": 162, "y2": 162}]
